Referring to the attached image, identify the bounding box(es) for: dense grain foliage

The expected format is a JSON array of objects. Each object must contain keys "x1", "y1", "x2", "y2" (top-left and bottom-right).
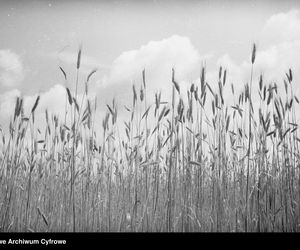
[{"x1": 1, "y1": 44, "x2": 300, "y2": 232}]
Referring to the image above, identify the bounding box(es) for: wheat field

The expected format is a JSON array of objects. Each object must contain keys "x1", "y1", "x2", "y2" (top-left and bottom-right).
[{"x1": 0, "y1": 44, "x2": 299, "y2": 232}]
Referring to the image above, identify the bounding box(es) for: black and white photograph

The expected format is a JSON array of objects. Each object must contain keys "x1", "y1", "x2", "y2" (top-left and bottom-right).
[{"x1": 0, "y1": 0, "x2": 300, "y2": 242}]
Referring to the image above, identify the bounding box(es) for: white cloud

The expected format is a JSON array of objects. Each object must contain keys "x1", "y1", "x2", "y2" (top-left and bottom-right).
[
  {"x1": 257, "y1": 9, "x2": 300, "y2": 85},
  {"x1": 0, "y1": 89, "x2": 21, "y2": 120},
  {"x1": 29, "y1": 84, "x2": 67, "y2": 117},
  {"x1": 0, "y1": 85, "x2": 66, "y2": 144},
  {"x1": 262, "y1": 9, "x2": 300, "y2": 45},
  {"x1": 0, "y1": 85, "x2": 67, "y2": 129},
  {"x1": 0, "y1": 84, "x2": 98, "y2": 131},
  {"x1": 0, "y1": 50, "x2": 24, "y2": 87},
  {"x1": 107, "y1": 35, "x2": 204, "y2": 87},
  {"x1": 214, "y1": 9, "x2": 300, "y2": 97},
  {"x1": 94, "y1": 35, "x2": 212, "y2": 111},
  {"x1": 96, "y1": 10, "x2": 300, "y2": 111}
]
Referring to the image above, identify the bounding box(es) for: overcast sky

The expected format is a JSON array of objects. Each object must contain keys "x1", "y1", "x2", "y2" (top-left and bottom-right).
[{"x1": 1, "y1": 0, "x2": 300, "y2": 129}]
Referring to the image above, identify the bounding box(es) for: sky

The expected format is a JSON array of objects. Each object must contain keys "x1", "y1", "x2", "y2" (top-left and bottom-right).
[{"x1": 1, "y1": 0, "x2": 300, "y2": 130}]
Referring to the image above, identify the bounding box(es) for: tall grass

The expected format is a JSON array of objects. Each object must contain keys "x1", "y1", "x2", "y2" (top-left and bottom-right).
[{"x1": 0, "y1": 44, "x2": 300, "y2": 232}]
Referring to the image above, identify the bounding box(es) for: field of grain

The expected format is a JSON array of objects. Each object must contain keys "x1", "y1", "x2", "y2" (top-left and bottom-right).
[{"x1": 0, "y1": 44, "x2": 299, "y2": 232}]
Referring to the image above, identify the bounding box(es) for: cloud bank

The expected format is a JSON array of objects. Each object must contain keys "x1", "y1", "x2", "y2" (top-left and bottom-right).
[
  {"x1": 216, "y1": 9, "x2": 300, "y2": 95},
  {"x1": 95, "y1": 35, "x2": 211, "y2": 111},
  {"x1": 108, "y1": 35, "x2": 203, "y2": 85},
  {"x1": 2, "y1": 9, "x2": 300, "y2": 129}
]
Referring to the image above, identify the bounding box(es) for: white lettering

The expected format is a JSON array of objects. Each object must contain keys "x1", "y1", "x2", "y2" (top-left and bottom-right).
[{"x1": 41, "y1": 239, "x2": 66, "y2": 245}]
